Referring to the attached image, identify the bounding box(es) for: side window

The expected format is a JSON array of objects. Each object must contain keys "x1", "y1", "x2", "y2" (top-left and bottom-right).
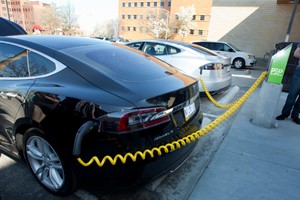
[
  {"x1": 167, "y1": 45, "x2": 181, "y2": 55},
  {"x1": 144, "y1": 42, "x2": 157, "y2": 55},
  {"x1": 223, "y1": 44, "x2": 233, "y2": 52},
  {"x1": 28, "y1": 51, "x2": 55, "y2": 76},
  {"x1": 0, "y1": 43, "x2": 28, "y2": 77},
  {"x1": 217, "y1": 43, "x2": 225, "y2": 51},
  {"x1": 127, "y1": 42, "x2": 143, "y2": 50}
]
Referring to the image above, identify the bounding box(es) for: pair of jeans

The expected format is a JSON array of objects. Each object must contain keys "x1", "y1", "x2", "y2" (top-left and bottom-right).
[{"x1": 281, "y1": 67, "x2": 300, "y2": 117}]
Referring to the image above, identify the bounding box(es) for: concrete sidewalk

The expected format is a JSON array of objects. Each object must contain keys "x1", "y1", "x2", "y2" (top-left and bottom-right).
[{"x1": 188, "y1": 88, "x2": 300, "y2": 200}]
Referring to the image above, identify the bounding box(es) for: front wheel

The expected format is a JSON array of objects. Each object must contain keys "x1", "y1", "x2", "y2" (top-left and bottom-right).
[
  {"x1": 233, "y1": 58, "x2": 245, "y2": 69},
  {"x1": 23, "y1": 128, "x2": 77, "y2": 196}
]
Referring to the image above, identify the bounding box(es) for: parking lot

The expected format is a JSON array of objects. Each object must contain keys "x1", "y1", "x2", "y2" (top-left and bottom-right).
[{"x1": 0, "y1": 65, "x2": 267, "y2": 200}]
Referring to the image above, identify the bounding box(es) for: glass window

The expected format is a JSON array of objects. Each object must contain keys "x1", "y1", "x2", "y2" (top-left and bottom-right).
[
  {"x1": 166, "y1": 45, "x2": 180, "y2": 55},
  {"x1": 133, "y1": 27, "x2": 136, "y2": 31},
  {"x1": 141, "y1": 2, "x2": 144, "y2": 7},
  {"x1": 128, "y1": 2, "x2": 131, "y2": 7},
  {"x1": 147, "y1": 2, "x2": 150, "y2": 7},
  {"x1": 190, "y1": 29, "x2": 194, "y2": 34},
  {"x1": 28, "y1": 52, "x2": 55, "y2": 76},
  {"x1": 127, "y1": 42, "x2": 143, "y2": 50},
  {"x1": 134, "y1": 2, "x2": 137, "y2": 7},
  {"x1": 154, "y1": 2, "x2": 157, "y2": 7},
  {"x1": 198, "y1": 30, "x2": 203, "y2": 35},
  {"x1": 122, "y1": 3, "x2": 125, "y2": 7},
  {"x1": 128, "y1": 15, "x2": 131, "y2": 19},
  {"x1": 160, "y1": 2, "x2": 164, "y2": 7},
  {"x1": 200, "y1": 15, "x2": 205, "y2": 20},
  {"x1": 168, "y1": 1, "x2": 171, "y2": 6},
  {"x1": 134, "y1": 15, "x2": 137, "y2": 19},
  {"x1": 122, "y1": 14, "x2": 125, "y2": 19},
  {"x1": 0, "y1": 43, "x2": 28, "y2": 77}
]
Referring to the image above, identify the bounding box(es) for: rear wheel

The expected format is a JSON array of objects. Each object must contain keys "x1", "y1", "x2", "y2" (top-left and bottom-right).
[
  {"x1": 23, "y1": 128, "x2": 77, "y2": 196},
  {"x1": 233, "y1": 58, "x2": 245, "y2": 69}
]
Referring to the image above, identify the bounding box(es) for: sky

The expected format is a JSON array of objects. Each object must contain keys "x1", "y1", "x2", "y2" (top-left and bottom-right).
[{"x1": 43, "y1": 0, "x2": 119, "y2": 33}]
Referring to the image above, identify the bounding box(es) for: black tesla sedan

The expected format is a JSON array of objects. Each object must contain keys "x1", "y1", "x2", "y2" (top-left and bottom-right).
[{"x1": 0, "y1": 35, "x2": 203, "y2": 196}]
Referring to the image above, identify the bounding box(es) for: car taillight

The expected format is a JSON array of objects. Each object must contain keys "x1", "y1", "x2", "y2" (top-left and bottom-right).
[
  {"x1": 202, "y1": 63, "x2": 223, "y2": 70},
  {"x1": 101, "y1": 107, "x2": 171, "y2": 133}
]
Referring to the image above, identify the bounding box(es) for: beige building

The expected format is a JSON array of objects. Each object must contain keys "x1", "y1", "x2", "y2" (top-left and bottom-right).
[{"x1": 119, "y1": 0, "x2": 300, "y2": 59}]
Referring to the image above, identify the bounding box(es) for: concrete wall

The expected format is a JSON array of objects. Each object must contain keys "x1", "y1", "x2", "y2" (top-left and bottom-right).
[{"x1": 208, "y1": 0, "x2": 300, "y2": 59}]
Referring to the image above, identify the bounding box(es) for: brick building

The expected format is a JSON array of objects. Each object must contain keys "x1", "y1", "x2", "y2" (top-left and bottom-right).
[
  {"x1": 0, "y1": 0, "x2": 51, "y2": 34},
  {"x1": 118, "y1": 0, "x2": 300, "y2": 58}
]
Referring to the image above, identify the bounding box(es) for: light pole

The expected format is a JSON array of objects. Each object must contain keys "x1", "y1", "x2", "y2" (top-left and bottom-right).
[
  {"x1": 285, "y1": 0, "x2": 298, "y2": 42},
  {"x1": 5, "y1": 0, "x2": 10, "y2": 20}
]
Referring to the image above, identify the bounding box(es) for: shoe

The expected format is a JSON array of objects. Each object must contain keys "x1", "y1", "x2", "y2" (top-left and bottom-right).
[
  {"x1": 292, "y1": 116, "x2": 300, "y2": 125},
  {"x1": 276, "y1": 114, "x2": 288, "y2": 120}
]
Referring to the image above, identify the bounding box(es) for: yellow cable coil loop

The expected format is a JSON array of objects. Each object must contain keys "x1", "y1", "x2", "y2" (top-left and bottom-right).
[
  {"x1": 77, "y1": 71, "x2": 268, "y2": 167},
  {"x1": 200, "y1": 76, "x2": 236, "y2": 109}
]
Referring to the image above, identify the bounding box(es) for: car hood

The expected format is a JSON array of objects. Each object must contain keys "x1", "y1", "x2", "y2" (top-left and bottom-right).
[{"x1": 236, "y1": 50, "x2": 255, "y2": 56}]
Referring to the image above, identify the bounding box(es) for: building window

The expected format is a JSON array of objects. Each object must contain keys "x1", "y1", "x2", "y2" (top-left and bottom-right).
[
  {"x1": 168, "y1": 1, "x2": 171, "y2": 6},
  {"x1": 133, "y1": 27, "x2": 136, "y2": 31},
  {"x1": 128, "y1": 2, "x2": 131, "y2": 7},
  {"x1": 128, "y1": 27, "x2": 130, "y2": 31},
  {"x1": 147, "y1": 2, "x2": 150, "y2": 7},
  {"x1": 160, "y1": 2, "x2": 164, "y2": 7},
  {"x1": 175, "y1": 14, "x2": 179, "y2": 20},
  {"x1": 154, "y1": 2, "x2": 157, "y2": 7},
  {"x1": 174, "y1": 28, "x2": 178, "y2": 33},
  {"x1": 141, "y1": 2, "x2": 144, "y2": 7},
  {"x1": 122, "y1": 3, "x2": 125, "y2": 7},
  {"x1": 134, "y1": 2, "x2": 137, "y2": 7},
  {"x1": 134, "y1": 15, "x2": 137, "y2": 19},
  {"x1": 192, "y1": 15, "x2": 196, "y2": 20},
  {"x1": 200, "y1": 15, "x2": 205, "y2": 21},
  {"x1": 198, "y1": 30, "x2": 203, "y2": 35},
  {"x1": 190, "y1": 29, "x2": 194, "y2": 35},
  {"x1": 128, "y1": 15, "x2": 131, "y2": 19},
  {"x1": 122, "y1": 14, "x2": 125, "y2": 19}
]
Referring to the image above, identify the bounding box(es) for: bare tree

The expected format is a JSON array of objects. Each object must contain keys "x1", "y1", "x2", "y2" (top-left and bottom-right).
[
  {"x1": 176, "y1": 5, "x2": 197, "y2": 41},
  {"x1": 141, "y1": 8, "x2": 170, "y2": 39},
  {"x1": 45, "y1": 3, "x2": 62, "y2": 35},
  {"x1": 92, "y1": 19, "x2": 115, "y2": 37},
  {"x1": 60, "y1": 1, "x2": 79, "y2": 35}
]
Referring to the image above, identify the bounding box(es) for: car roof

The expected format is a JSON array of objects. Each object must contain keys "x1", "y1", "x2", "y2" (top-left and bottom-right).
[{"x1": 0, "y1": 17, "x2": 27, "y2": 36}]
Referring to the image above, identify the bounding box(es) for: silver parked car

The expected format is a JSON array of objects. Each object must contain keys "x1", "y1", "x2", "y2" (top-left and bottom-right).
[{"x1": 126, "y1": 39, "x2": 232, "y2": 94}]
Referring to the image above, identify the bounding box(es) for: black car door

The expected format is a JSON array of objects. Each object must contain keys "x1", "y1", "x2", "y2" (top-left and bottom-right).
[{"x1": 0, "y1": 43, "x2": 34, "y2": 156}]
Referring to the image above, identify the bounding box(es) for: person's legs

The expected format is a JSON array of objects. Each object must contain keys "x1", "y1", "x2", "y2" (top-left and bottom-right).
[{"x1": 277, "y1": 68, "x2": 300, "y2": 120}]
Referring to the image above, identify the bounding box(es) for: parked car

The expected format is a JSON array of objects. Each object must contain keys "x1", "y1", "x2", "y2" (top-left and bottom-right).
[
  {"x1": 0, "y1": 35, "x2": 203, "y2": 196},
  {"x1": 126, "y1": 39, "x2": 232, "y2": 94},
  {"x1": 0, "y1": 17, "x2": 27, "y2": 36},
  {"x1": 192, "y1": 41, "x2": 256, "y2": 69}
]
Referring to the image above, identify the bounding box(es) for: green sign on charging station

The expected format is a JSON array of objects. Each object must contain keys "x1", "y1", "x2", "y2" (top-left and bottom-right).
[{"x1": 267, "y1": 44, "x2": 292, "y2": 84}]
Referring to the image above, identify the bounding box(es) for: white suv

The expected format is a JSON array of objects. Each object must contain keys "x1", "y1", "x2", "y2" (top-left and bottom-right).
[{"x1": 192, "y1": 41, "x2": 256, "y2": 69}]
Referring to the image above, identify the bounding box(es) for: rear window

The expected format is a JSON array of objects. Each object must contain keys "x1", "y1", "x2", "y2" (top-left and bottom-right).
[{"x1": 64, "y1": 45, "x2": 178, "y2": 81}]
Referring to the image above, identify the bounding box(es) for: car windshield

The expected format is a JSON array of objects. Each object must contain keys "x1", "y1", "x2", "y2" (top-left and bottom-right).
[{"x1": 228, "y1": 43, "x2": 241, "y2": 51}]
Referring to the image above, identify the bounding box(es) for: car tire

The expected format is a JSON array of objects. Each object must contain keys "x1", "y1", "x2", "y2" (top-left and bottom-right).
[
  {"x1": 23, "y1": 128, "x2": 78, "y2": 196},
  {"x1": 233, "y1": 58, "x2": 245, "y2": 69}
]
